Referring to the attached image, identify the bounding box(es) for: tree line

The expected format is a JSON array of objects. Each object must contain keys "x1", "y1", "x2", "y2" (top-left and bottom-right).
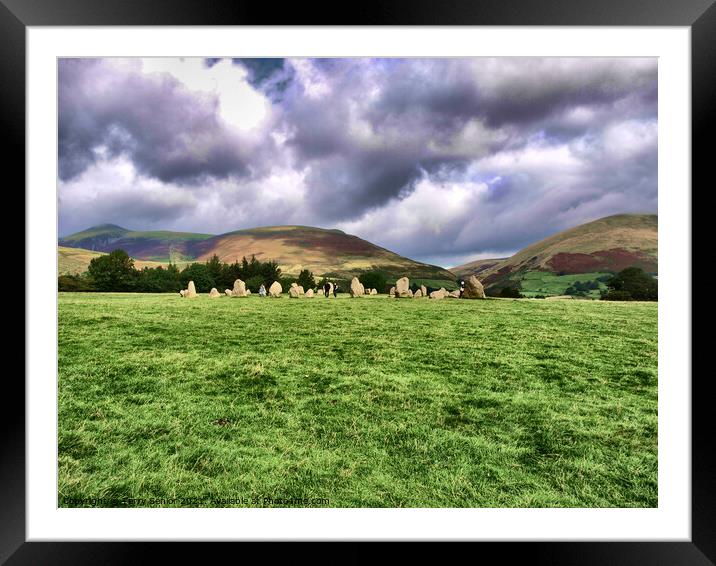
[
  {"x1": 58, "y1": 249, "x2": 305, "y2": 293},
  {"x1": 58, "y1": 248, "x2": 401, "y2": 295}
]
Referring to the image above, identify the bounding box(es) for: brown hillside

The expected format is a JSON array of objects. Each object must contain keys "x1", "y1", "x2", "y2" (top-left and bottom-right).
[
  {"x1": 479, "y1": 214, "x2": 657, "y2": 287},
  {"x1": 193, "y1": 226, "x2": 455, "y2": 280}
]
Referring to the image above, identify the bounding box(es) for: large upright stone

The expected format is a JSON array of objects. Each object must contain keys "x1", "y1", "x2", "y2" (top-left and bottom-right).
[
  {"x1": 209, "y1": 288, "x2": 220, "y2": 298},
  {"x1": 232, "y1": 279, "x2": 248, "y2": 297},
  {"x1": 413, "y1": 289, "x2": 422, "y2": 298},
  {"x1": 289, "y1": 286, "x2": 300, "y2": 298},
  {"x1": 186, "y1": 281, "x2": 197, "y2": 298},
  {"x1": 395, "y1": 277, "x2": 411, "y2": 298},
  {"x1": 225, "y1": 289, "x2": 233, "y2": 296},
  {"x1": 430, "y1": 288, "x2": 447, "y2": 300},
  {"x1": 316, "y1": 288, "x2": 324, "y2": 296},
  {"x1": 371, "y1": 288, "x2": 378, "y2": 295},
  {"x1": 420, "y1": 285, "x2": 427, "y2": 297},
  {"x1": 305, "y1": 289, "x2": 314, "y2": 298},
  {"x1": 268, "y1": 281, "x2": 282, "y2": 297},
  {"x1": 350, "y1": 277, "x2": 365, "y2": 297},
  {"x1": 297, "y1": 285, "x2": 305, "y2": 295},
  {"x1": 462, "y1": 275, "x2": 486, "y2": 299}
]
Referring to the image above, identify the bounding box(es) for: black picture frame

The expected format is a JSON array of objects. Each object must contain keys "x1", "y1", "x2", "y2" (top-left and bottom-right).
[{"x1": 6, "y1": 0, "x2": 709, "y2": 562}]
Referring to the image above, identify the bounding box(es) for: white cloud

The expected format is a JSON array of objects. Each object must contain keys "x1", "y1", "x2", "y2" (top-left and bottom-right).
[{"x1": 140, "y1": 57, "x2": 270, "y2": 131}]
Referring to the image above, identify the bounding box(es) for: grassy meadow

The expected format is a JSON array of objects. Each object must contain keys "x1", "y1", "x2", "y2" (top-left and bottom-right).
[
  {"x1": 58, "y1": 292, "x2": 657, "y2": 508},
  {"x1": 517, "y1": 271, "x2": 612, "y2": 298}
]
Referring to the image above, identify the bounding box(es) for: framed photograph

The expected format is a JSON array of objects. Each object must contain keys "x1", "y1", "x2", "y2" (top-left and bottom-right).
[{"x1": 8, "y1": 0, "x2": 710, "y2": 561}]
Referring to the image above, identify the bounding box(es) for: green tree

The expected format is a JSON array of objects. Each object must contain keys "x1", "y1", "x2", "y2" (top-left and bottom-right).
[
  {"x1": 602, "y1": 267, "x2": 657, "y2": 301},
  {"x1": 87, "y1": 249, "x2": 136, "y2": 291},
  {"x1": 260, "y1": 260, "x2": 281, "y2": 287},
  {"x1": 499, "y1": 286, "x2": 523, "y2": 298},
  {"x1": 180, "y1": 262, "x2": 214, "y2": 292},
  {"x1": 205, "y1": 254, "x2": 224, "y2": 286},
  {"x1": 297, "y1": 269, "x2": 316, "y2": 290},
  {"x1": 58, "y1": 273, "x2": 95, "y2": 292},
  {"x1": 359, "y1": 271, "x2": 387, "y2": 293},
  {"x1": 244, "y1": 275, "x2": 264, "y2": 293},
  {"x1": 136, "y1": 265, "x2": 182, "y2": 293}
]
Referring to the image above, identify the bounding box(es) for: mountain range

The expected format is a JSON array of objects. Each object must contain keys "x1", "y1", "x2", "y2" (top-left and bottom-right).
[
  {"x1": 59, "y1": 214, "x2": 657, "y2": 291},
  {"x1": 450, "y1": 214, "x2": 657, "y2": 288},
  {"x1": 59, "y1": 224, "x2": 455, "y2": 282}
]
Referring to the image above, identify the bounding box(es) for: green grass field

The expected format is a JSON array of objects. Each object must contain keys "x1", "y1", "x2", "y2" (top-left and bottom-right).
[
  {"x1": 517, "y1": 271, "x2": 612, "y2": 298},
  {"x1": 58, "y1": 292, "x2": 657, "y2": 508}
]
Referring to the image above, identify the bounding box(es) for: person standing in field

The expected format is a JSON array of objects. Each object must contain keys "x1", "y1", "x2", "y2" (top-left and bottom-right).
[
  {"x1": 459, "y1": 280, "x2": 465, "y2": 298},
  {"x1": 259, "y1": 284, "x2": 266, "y2": 297},
  {"x1": 323, "y1": 282, "x2": 331, "y2": 298},
  {"x1": 333, "y1": 283, "x2": 339, "y2": 298}
]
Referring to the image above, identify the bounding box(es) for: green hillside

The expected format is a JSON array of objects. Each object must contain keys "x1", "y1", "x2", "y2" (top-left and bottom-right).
[
  {"x1": 60, "y1": 224, "x2": 456, "y2": 284},
  {"x1": 452, "y1": 214, "x2": 657, "y2": 295}
]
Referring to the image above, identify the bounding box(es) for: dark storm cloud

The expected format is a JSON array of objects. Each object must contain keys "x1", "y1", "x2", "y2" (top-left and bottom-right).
[
  {"x1": 58, "y1": 59, "x2": 263, "y2": 184},
  {"x1": 272, "y1": 58, "x2": 656, "y2": 227},
  {"x1": 366, "y1": 58, "x2": 657, "y2": 129}
]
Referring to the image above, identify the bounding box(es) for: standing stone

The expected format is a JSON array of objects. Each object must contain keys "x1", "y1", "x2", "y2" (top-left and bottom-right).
[
  {"x1": 395, "y1": 277, "x2": 411, "y2": 298},
  {"x1": 389, "y1": 286, "x2": 396, "y2": 297},
  {"x1": 268, "y1": 281, "x2": 282, "y2": 297},
  {"x1": 420, "y1": 285, "x2": 427, "y2": 297},
  {"x1": 305, "y1": 289, "x2": 314, "y2": 298},
  {"x1": 317, "y1": 288, "x2": 324, "y2": 296},
  {"x1": 232, "y1": 279, "x2": 248, "y2": 297},
  {"x1": 430, "y1": 288, "x2": 448, "y2": 299},
  {"x1": 297, "y1": 285, "x2": 305, "y2": 295},
  {"x1": 209, "y1": 288, "x2": 220, "y2": 298},
  {"x1": 225, "y1": 289, "x2": 232, "y2": 296},
  {"x1": 462, "y1": 275, "x2": 486, "y2": 299},
  {"x1": 186, "y1": 281, "x2": 197, "y2": 298},
  {"x1": 289, "y1": 286, "x2": 300, "y2": 298},
  {"x1": 371, "y1": 288, "x2": 378, "y2": 295},
  {"x1": 350, "y1": 277, "x2": 365, "y2": 297},
  {"x1": 413, "y1": 289, "x2": 422, "y2": 298}
]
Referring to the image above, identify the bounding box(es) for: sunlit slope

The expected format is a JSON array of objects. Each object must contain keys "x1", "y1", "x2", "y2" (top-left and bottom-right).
[
  {"x1": 60, "y1": 224, "x2": 456, "y2": 281},
  {"x1": 473, "y1": 214, "x2": 657, "y2": 287},
  {"x1": 58, "y1": 246, "x2": 175, "y2": 275},
  {"x1": 193, "y1": 226, "x2": 455, "y2": 280}
]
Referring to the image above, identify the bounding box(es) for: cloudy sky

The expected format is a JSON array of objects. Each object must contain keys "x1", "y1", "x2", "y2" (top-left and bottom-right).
[{"x1": 58, "y1": 57, "x2": 657, "y2": 267}]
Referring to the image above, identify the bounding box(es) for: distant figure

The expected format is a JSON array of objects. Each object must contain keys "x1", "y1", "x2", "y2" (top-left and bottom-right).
[
  {"x1": 259, "y1": 284, "x2": 266, "y2": 297},
  {"x1": 459, "y1": 280, "x2": 465, "y2": 298},
  {"x1": 323, "y1": 282, "x2": 331, "y2": 298},
  {"x1": 333, "y1": 283, "x2": 339, "y2": 298}
]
